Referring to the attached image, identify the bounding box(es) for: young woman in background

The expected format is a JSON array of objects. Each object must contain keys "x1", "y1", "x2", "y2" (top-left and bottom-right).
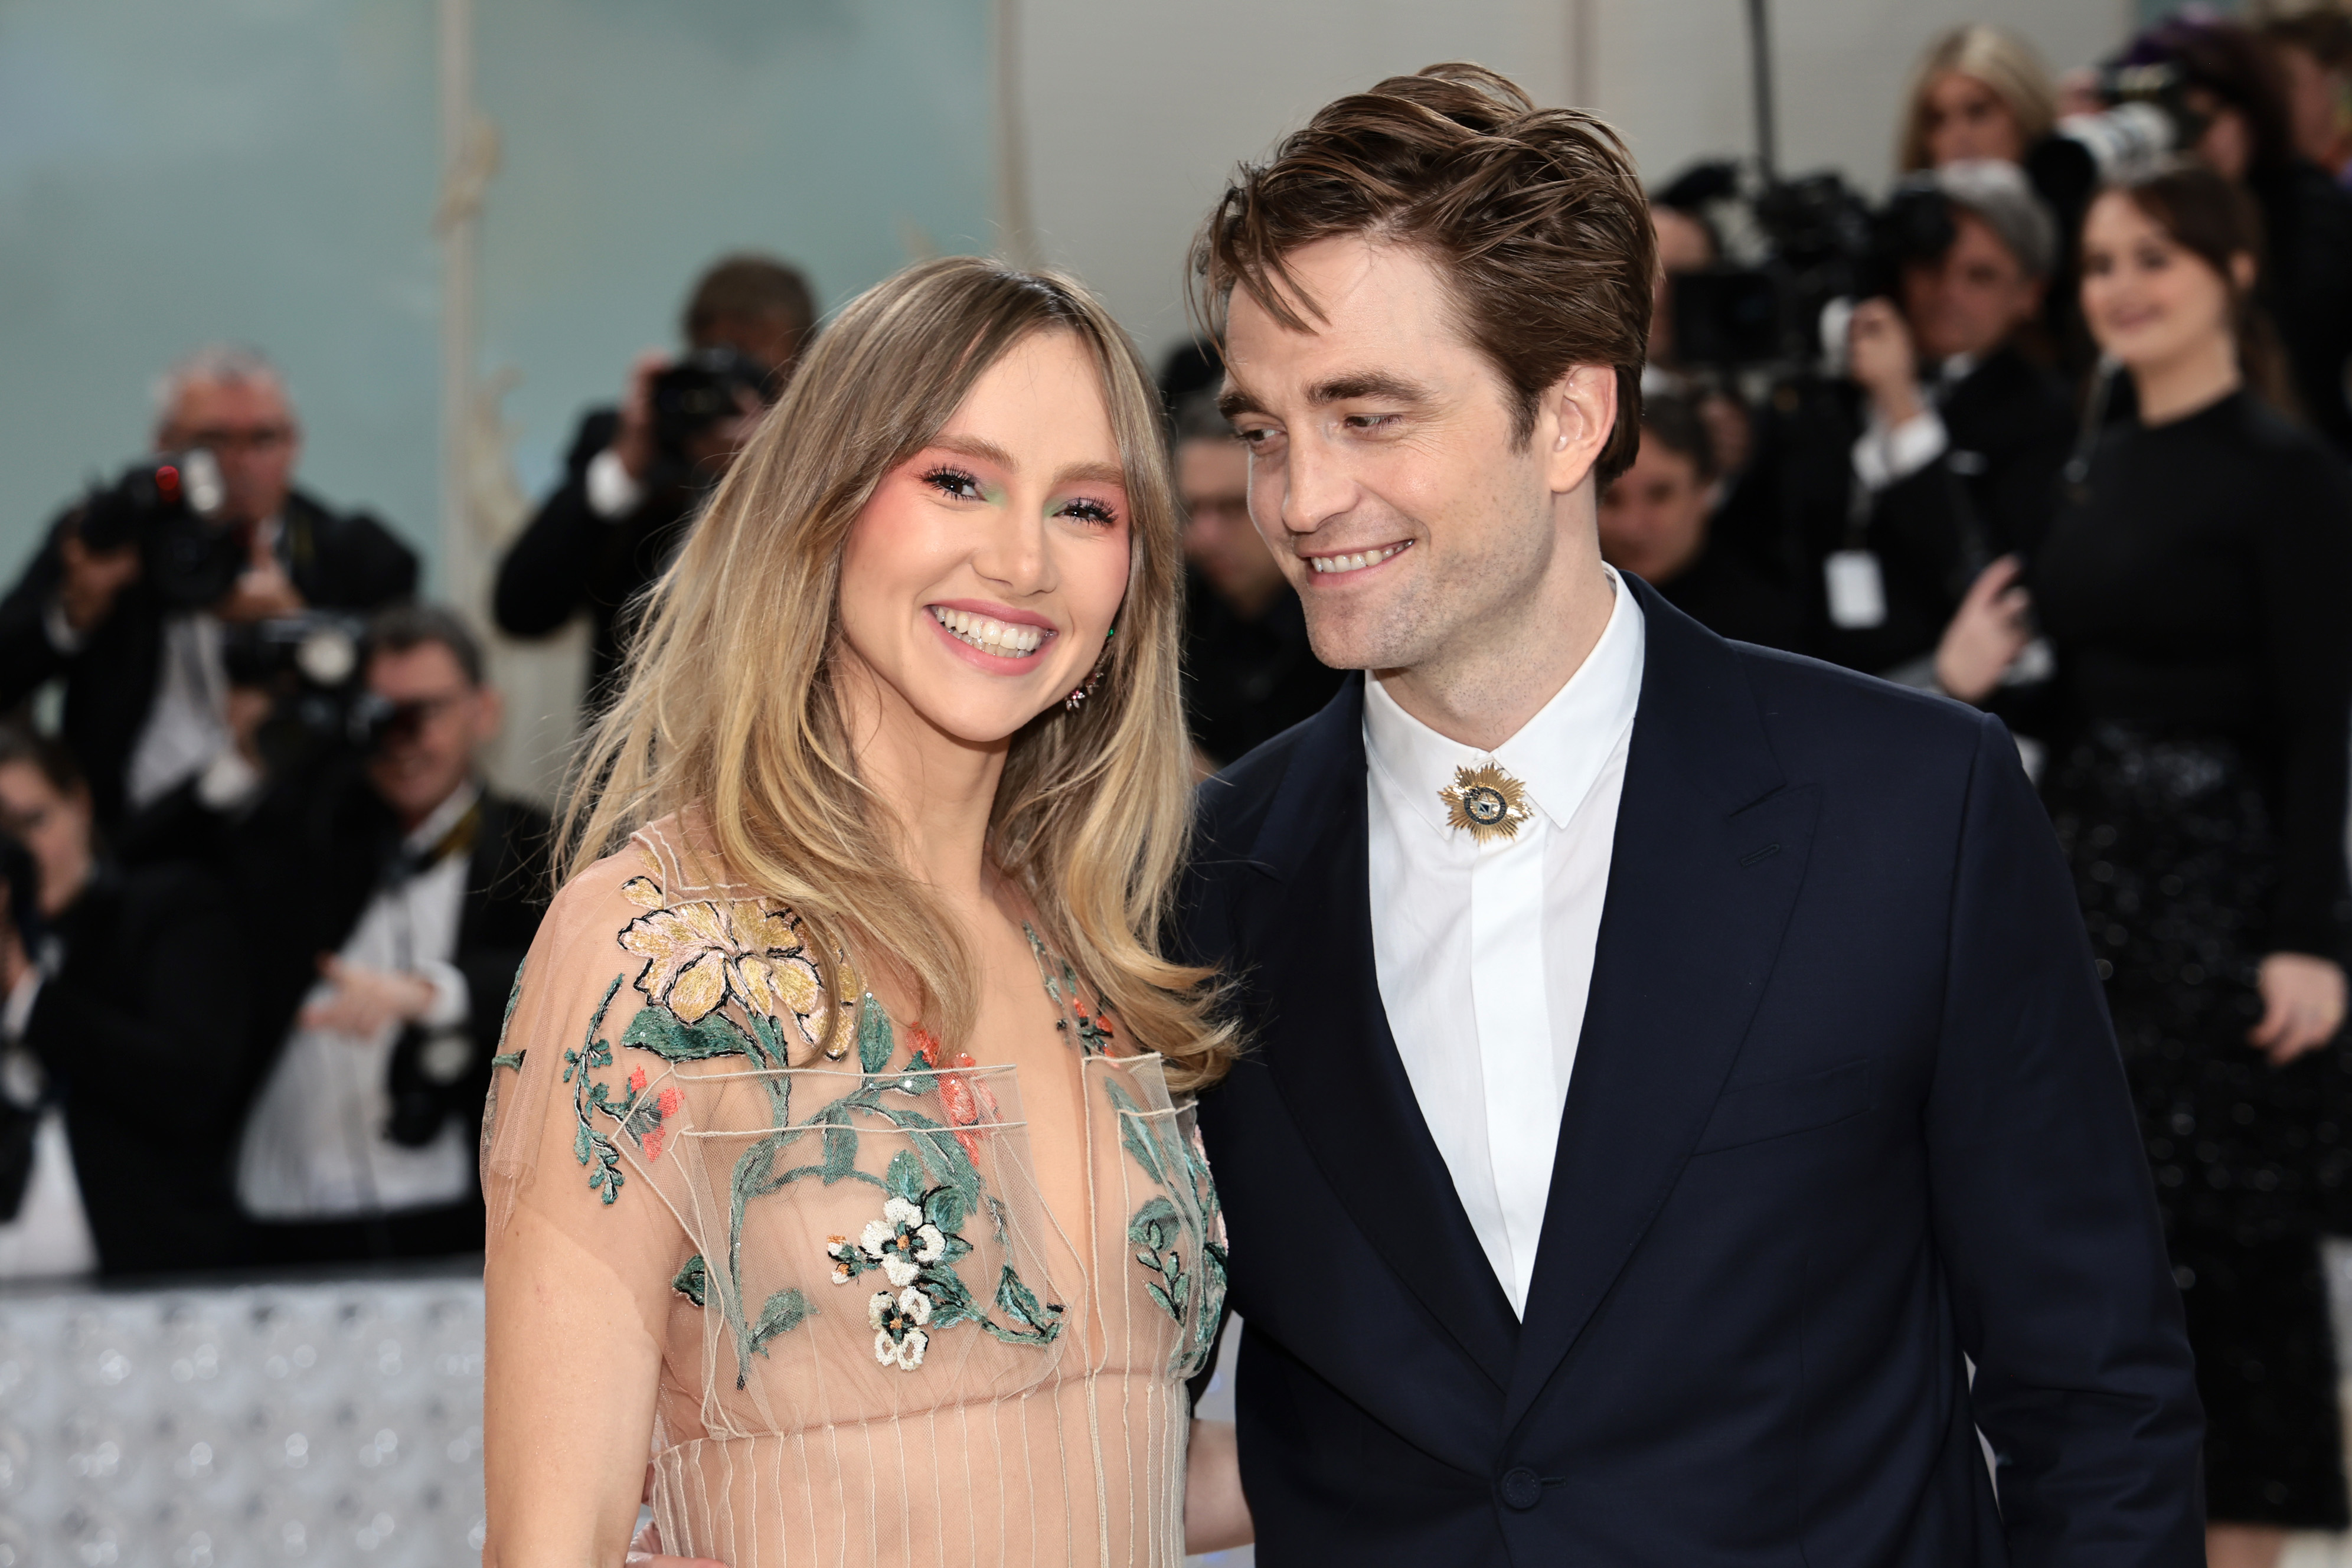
[{"x1": 1938, "y1": 163, "x2": 2352, "y2": 1568}]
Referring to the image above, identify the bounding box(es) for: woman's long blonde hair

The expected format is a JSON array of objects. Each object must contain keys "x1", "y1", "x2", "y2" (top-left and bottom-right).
[
  {"x1": 558, "y1": 256, "x2": 1234, "y2": 1090},
  {"x1": 1897, "y1": 25, "x2": 2059, "y2": 174}
]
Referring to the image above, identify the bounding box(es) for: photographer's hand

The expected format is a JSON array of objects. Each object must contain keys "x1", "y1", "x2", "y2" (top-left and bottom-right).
[
  {"x1": 1934, "y1": 555, "x2": 2033, "y2": 705},
  {"x1": 1846, "y1": 298, "x2": 1925, "y2": 430},
  {"x1": 215, "y1": 530, "x2": 305, "y2": 625},
  {"x1": 57, "y1": 531, "x2": 142, "y2": 635},
  {"x1": 302, "y1": 955, "x2": 437, "y2": 1040},
  {"x1": 609, "y1": 350, "x2": 671, "y2": 484}
]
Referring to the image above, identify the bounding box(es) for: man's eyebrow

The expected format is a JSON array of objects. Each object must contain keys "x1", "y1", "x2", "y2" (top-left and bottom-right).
[
  {"x1": 1309, "y1": 371, "x2": 1432, "y2": 406},
  {"x1": 1215, "y1": 384, "x2": 1265, "y2": 423}
]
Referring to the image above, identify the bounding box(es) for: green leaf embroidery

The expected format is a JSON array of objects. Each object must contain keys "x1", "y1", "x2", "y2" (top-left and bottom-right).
[
  {"x1": 672, "y1": 1255, "x2": 708, "y2": 1308},
  {"x1": 622, "y1": 1005, "x2": 753, "y2": 1061},
  {"x1": 820, "y1": 1116, "x2": 859, "y2": 1185},
  {"x1": 857, "y1": 992, "x2": 894, "y2": 1074},
  {"x1": 490, "y1": 1050, "x2": 526, "y2": 1072},
  {"x1": 747, "y1": 1288, "x2": 812, "y2": 1355},
  {"x1": 884, "y1": 1150, "x2": 926, "y2": 1207},
  {"x1": 1102, "y1": 1078, "x2": 1165, "y2": 1185}
]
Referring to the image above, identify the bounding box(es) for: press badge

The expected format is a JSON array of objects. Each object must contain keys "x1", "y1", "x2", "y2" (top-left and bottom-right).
[{"x1": 1825, "y1": 550, "x2": 1887, "y2": 629}]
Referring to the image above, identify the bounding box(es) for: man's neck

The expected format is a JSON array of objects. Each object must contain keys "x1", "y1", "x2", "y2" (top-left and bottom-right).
[{"x1": 1374, "y1": 540, "x2": 1616, "y2": 753}]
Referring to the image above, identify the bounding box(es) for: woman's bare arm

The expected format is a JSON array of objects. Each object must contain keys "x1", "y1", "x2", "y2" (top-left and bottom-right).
[
  {"x1": 484, "y1": 1201, "x2": 675, "y2": 1567},
  {"x1": 1183, "y1": 1419, "x2": 1254, "y2": 1554}
]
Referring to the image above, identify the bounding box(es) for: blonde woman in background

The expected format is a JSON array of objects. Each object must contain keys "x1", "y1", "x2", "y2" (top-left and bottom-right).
[
  {"x1": 479, "y1": 257, "x2": 1249, "y2": 1567},
  {"x1": 1897, "y1": 24, "x2": 2096, "y2": 371}
]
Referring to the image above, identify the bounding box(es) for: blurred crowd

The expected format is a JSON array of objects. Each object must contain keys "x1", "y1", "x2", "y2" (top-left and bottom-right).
[{"x1": 2, "y1": 5, "x2": 2351, "y2": 1557}]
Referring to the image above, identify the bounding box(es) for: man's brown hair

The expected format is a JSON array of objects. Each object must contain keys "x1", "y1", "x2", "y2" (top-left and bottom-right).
[
  {"x1": 1191, "y1": 63, "x2": 1655, "y2": 483},
  {"x1": 683, "y1": 253, "x2": 817, "y2": 353}
]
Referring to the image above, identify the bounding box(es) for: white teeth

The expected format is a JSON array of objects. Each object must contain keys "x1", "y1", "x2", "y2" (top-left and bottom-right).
[
  {"x1": 1308, "y1": 543, "x2": 1409, "y2": 575},
  {"x1": 929, "y1": 607, "x2": 1047, "y2": 658}
]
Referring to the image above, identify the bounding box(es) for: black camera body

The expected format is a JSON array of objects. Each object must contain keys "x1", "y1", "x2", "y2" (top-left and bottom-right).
[
  {"x1": 647, "y1": 347, "x2": 772, "y2": 466},
  {"x1": 1665, "y1": 164, "x2": 1958, "y2": 371},
  {"x1": 76, "y1": 450, "x2": 247, "y2": 610},
  {"x1": 222, "y1": 613, "x2": 403, "y2": 773}
]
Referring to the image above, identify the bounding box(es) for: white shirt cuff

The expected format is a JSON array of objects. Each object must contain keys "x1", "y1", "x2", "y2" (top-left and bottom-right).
[
  {"x1": 195, "y1": 748, "x2": 264, "y2": 810},
  {"x1": 42, "y1": 597, "x2": 85, "y2": 655},
  {"x1": 1851, "y1": 404, "x2": 1949, "y2": 492},
  {"x1": 584, "y1": 447, "x2": 646, "y2": 520},
  {"x1": 414, "y1": 959, "x2": 471, "y2": 1031}
]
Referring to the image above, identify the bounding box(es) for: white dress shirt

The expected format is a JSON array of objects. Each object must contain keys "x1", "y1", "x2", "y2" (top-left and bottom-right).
[
  {"x1": 236, "y1": 783, "x2": 479, "y2": 1220},
  {"x1": 0, "y1": 962, "x2": 99, "y2": 1279},
  {"x1": 1364, "y1": 573, "x2": 1645, "y2": 1315}
]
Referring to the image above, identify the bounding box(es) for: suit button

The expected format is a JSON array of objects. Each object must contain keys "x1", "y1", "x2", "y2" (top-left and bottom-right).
[{"x1": 1500, "y1": 1466, "x2": 1544, "y2": 1510}]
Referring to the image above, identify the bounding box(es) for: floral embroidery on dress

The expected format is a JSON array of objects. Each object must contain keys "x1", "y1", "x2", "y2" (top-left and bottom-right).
[
  {"x1": 870, "y1": 1286, "x2": 932, "y2": 1370},
  {"x1": 620, "y1": 897, "x2": 829, "y2": 1035},
  {"x1": 563, "y1": 861, "x2": 1064, "y2": 1386}
]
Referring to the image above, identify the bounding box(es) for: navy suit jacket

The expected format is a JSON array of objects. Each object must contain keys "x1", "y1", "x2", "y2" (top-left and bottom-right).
[{"x1": 1181, "y1": 579, "x2": 2203, "y2": 1565}]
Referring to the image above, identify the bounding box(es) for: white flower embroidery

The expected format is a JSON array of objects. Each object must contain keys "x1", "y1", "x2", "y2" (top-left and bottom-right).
[
  {"x1": 859, "y1": 1197, "x2": 944, "y2": 1288},
  {"x1": 825, "y1": 1235, "x2": 859, "y2": 1285},
  {"x1": 869, "y1": 1286, "x2": 932, "y2": 1370}
]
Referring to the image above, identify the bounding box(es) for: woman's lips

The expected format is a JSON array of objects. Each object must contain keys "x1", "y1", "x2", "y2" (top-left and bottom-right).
[{"x1": 925, "y1": 606, "x2": 1057, "y2": 672}]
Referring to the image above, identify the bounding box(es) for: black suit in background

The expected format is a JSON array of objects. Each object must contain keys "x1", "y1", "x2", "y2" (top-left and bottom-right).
[
  {"x1": 1181, "y1": 580, "x2": 2203, "y2": 1564},
  {"x1": 9, "y1": 859, "x2": 250, "y2": 1275},
  {"x1": 0, "y1": 490, "x2": 418, "y2": 828},
  {"x1": 1766, "y1": 346, "x2": 2075, "y2": 680},
  {"x1": 2249, "y1": 159, "x2": 2352, "y2": 456},
  {"x1": 1180, "y1": 570, "x2": 1345, "y2": 769},
  {"x1": 143, "y1": 762, "x2": 552, "y2": 1262},
  {"x1": 492, "y1": 409, "x2": 705, "y2": 706}
]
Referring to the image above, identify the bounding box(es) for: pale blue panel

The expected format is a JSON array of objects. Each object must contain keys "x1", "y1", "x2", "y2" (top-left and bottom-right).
[{"x1": 0, "y1": 0, "x2": 991, "y2": 586}]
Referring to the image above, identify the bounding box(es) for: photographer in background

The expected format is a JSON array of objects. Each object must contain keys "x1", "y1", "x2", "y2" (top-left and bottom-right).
[
  {"x1": 1598, "y1": 390, "x2": 1798, "y2": 649},
  {"x1": 1170, "y1": 388, "x2": 1341, "y2": 771},
  {"x1": 0, "y1": 347, "x2": 417, "y2": 829},
  {"x1": 217, "y1": 606, "x2": 550, "y2": 1264},
  {"x1": 493, "y1": 254, "x2": 812, "y2": 706},
  {"x1": 0, "y1": 728, "x2": 246, "y2": 1278},
  {"x1": 1896, "y1": 26, "x2": 2098, "y2": 371},
  {"x1": 1779, "y1": 160, "x2": 2075, "y2": 683},
  {"x1": 2116, "y1": 15, "x2": 2352, "y2": 454}
]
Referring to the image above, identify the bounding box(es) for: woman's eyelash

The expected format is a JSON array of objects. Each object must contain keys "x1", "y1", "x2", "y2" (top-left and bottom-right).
[
  {"x1": 1059, "y1": 498, "x2": 1119, "y2": 527},
  {"x1": 919, "y1": 466, "x2": 983, "y2": 501}
]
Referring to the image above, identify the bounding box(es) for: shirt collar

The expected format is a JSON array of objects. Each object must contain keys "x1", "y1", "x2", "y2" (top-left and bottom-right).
[
  {"x1": 402, "y1": 778, "x2": 484, "y2": 857},
  {"x1": 1363, "y1": 569, "x2": 1646, "y2": 841}
]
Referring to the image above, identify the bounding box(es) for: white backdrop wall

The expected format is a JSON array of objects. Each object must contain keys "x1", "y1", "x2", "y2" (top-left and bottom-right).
[{"x1": 1014, "y1": 0, "x2": 2134, "y2": 362}]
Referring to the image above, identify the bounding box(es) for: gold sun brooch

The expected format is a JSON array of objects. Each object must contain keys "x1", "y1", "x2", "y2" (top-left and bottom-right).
[{"x1": 1439, "y1": 762, "x2": 1533, "y2": 845}]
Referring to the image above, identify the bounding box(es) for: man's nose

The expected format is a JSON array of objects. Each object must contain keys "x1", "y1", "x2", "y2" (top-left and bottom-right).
[{"x1": 1278, "y1": 437, "x2": 1354, "y2": 537}]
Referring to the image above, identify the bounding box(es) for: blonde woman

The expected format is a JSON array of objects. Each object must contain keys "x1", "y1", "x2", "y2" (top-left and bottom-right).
[
  {"x1": 1896, "y1": 24, "x2": 2058, "y2": 173},
  {"x1": 1897, "y1": 24, "x2": 2096, "y2": 371},
  {"x1": 479, "y1": 258, "x2": 1249, "y2": 1567}
]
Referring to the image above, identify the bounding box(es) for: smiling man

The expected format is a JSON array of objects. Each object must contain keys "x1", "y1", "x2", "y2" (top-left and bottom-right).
[{"x1": 1179, "y1": 64, "x2": 2203, "y2": 1565}]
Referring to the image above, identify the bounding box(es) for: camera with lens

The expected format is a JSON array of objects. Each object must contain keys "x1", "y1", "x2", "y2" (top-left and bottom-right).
[
  {"x1": 221, "y1": 613, "x2": 406, "y2": 774},
  {"x1": 1665, "y1": 162, "x2": 1960, "y2": 373},
  {"x1": 646, "y1": 347, "x2": 773, "y2": 468},
  {"x1": 74, "y1": 450, "x2": 247, "y2": 610},
  {"x1": 2058, "y1": 61, "x2": 2209, "y2": 178}
]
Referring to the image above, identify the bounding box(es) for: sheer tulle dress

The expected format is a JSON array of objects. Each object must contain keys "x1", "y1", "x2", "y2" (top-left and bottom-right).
[{"x1": 481, "y1": 822, "x2": 1226, "y2": 1566}]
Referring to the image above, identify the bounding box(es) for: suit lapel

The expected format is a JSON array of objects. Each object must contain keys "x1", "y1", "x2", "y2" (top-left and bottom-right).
[
  {"x1": 1502, "y1": 584, "x2": 1819, "y2": 1431},
  {"x1": 1245, "y1": 678, "x2": 1521, "y2": 1391}
]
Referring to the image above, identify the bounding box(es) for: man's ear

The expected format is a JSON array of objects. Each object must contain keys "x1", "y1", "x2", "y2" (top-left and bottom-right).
[
  {"x1": 2229, "y1": 251, "x2": 2258, "y2": 294},
  {"x1": 1540, "y1": 365, "x2": 1619, "y2": 495}
]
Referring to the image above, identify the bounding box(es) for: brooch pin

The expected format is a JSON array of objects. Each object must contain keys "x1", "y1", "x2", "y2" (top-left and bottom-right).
[{"x1": 1439, "y1": 762, "x2": 1533, "y2": 845}]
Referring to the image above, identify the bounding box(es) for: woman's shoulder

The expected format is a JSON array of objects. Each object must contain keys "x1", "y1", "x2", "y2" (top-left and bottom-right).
[{"x1": 536, "y1": 815, "x2": 847, "y2": 1049}]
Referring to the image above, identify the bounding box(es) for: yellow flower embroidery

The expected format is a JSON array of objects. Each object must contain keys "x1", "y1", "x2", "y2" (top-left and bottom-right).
[{"x1": 620, "y1": 898, "x2": 824, "y2": 1029}]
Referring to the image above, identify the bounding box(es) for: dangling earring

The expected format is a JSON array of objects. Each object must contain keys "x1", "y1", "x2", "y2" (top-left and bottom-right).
[{"x1": 1064, "y1": 624, "x2": 1116, "y2": 713}]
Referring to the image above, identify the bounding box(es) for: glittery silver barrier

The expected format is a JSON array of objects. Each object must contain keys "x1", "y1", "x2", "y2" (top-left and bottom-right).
[{"x1": 0, "y1": 1268, "x2": 484, "y2": 1568}]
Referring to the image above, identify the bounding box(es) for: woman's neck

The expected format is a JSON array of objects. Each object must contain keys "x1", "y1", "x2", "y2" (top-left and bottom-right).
[
  {"x1": 2129, "y1": 331, "x2": 2243, "y2": 426},
  {"x1": 837, "y1": 662, "x2": 1007, "y2": 914}
]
